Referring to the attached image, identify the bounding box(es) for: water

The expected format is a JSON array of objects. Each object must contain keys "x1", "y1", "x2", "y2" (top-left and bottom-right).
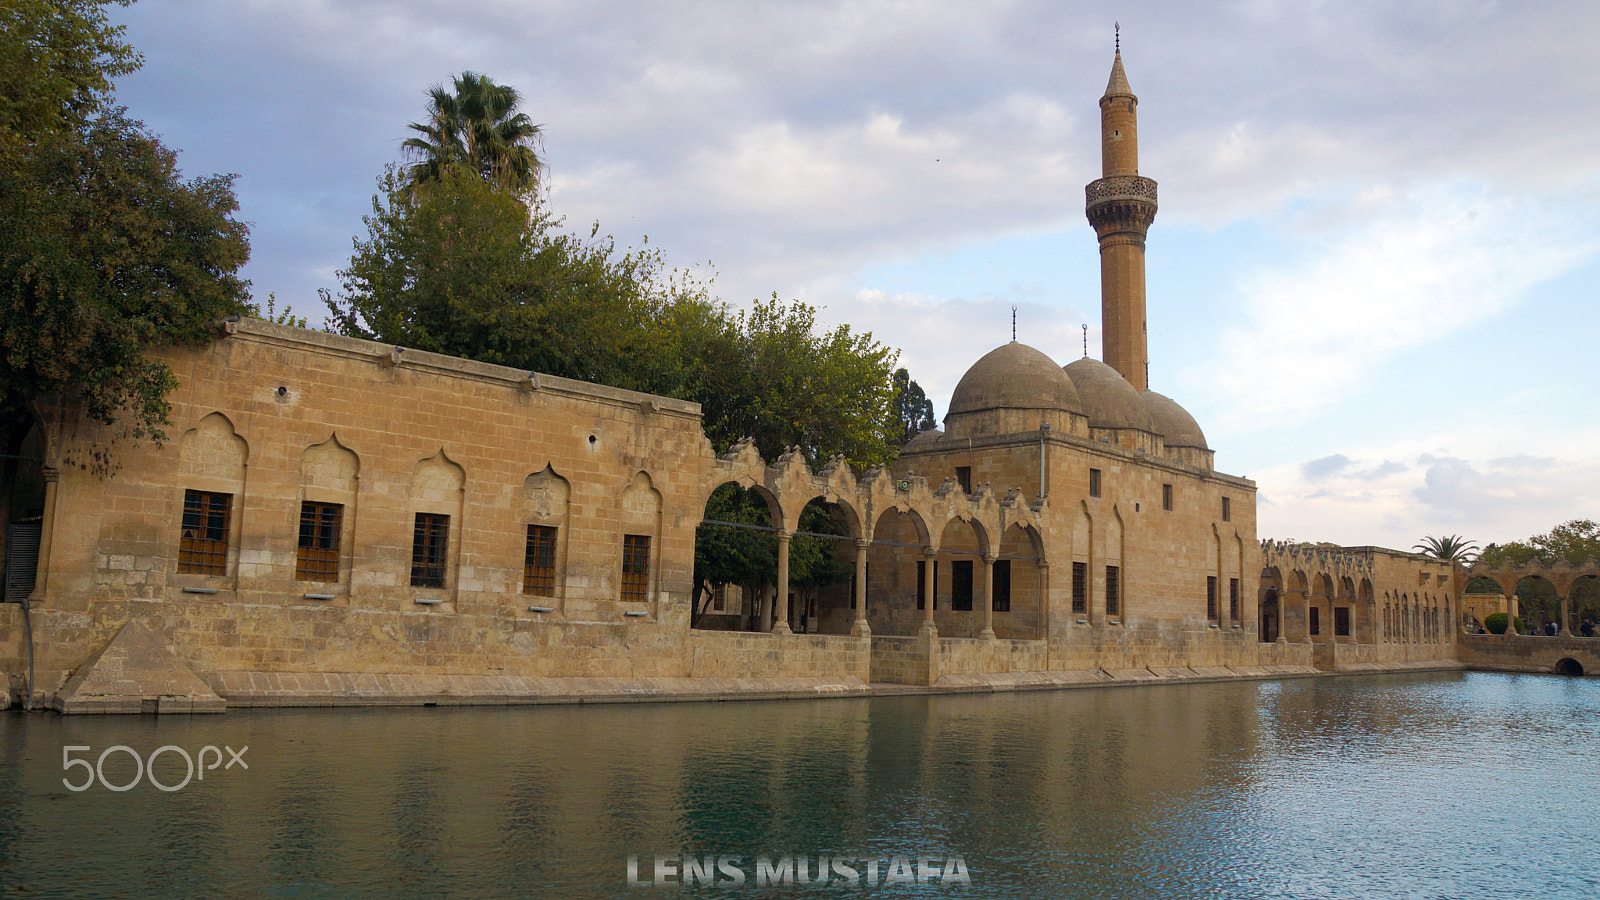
[{"x1": 2, "y1": 672, "x2": 1598, "y2": 899}]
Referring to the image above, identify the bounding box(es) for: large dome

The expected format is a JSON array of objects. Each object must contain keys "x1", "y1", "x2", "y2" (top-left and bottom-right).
[
  {"x1": 1142, "y1": 390, "x2": 1208, "y2": 449},
  {"x1": 1063, "y1": 358, "x2": 1153, "y2": 432},
  {"x1": 948, "y1": 342, "x2": 1083, "y2": 417}
]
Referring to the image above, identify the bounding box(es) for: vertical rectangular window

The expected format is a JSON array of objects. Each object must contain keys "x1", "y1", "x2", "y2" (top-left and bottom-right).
[
  {"x1": 955, "y1": 466, "x2": 972, "y2": 493},
  {"x1": 1088, "y1": 468, "x2": 1102, "y2": 498},
  {"x1": 1335, "y1": 606, "x2": 1351, "y2": 636},
  {"x1": 1229, "y1": 578, "x2": 1240, "y2": 622},
  {"x1": 179, "y1": 490, "x2": 232, "y2": 575},
  {"x1": 295, "y1": 501, "x2": 343, "y2": 582},
  {"x1": 1162, "y1": 483, "x2": 1173, "y2": 511},
  {"x1": 992, "y1": 560, "x2": 1011, "y2": 613},
  {"x1": 621, "y1": 534, "x2": 650, "y2": 602},
  {"x1": 1072, "y1": 561, "x2": 1087, "y2": 614},
  {"x1": 1221, "y1": 496, "x2": 1231, "y2": 522},
  {"x1": 1207, "y1": 575, "x2": 1218, "y2": 620},
  {"x1": 410, "y1": 513, "x2": 449, "y2": 589},
  {"x1": 951, "y1": 560, "x2": 974, "y2": 611},
  {"x1": 1105, "y1": 565, "x2": 1121, "y2": 617},
  {"x1": 523, "y1": 524, "x2": 558, "y2": 595},
  {"x1": 1310, "y1": 606, "x2": 1321, "y2": 636}
]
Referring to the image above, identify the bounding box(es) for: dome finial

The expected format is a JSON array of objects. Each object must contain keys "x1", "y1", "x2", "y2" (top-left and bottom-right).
[
  {"x1": 1115, "y1": 21, "x2": 1120, "y2": 55},
  {"x1": 1012, "y1": 305, "x2": 1017, "y2": 342}
]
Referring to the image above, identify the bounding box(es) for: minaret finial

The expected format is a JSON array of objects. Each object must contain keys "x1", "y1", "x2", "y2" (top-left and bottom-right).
[
  {"x1": 1082, "y1": 324, "x2": 1088, "y2": 358},
  {"x1": 1011, "y1": 305, "x2": 1017, "y2": 342}
]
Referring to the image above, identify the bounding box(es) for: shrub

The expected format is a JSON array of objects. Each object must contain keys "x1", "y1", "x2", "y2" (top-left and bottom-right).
[{"x1": 1484, "y1": 612, "x2": 1525, "y2": 634}]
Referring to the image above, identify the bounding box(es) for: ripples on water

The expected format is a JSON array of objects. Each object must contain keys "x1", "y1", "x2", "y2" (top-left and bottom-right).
[{"x1": 2, "y1": 672, "x2": 1598, "y2": 899}]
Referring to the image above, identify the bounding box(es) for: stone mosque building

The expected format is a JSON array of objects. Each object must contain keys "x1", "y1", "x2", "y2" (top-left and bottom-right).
[{"x1": 0, "y1": 47, "x2": 1509, "y2": 713}]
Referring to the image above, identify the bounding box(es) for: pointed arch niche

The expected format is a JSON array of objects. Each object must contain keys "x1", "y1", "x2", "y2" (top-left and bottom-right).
[
  {"x1": 619, "y1": 471, "x2": 662, "y2": 611},
  {"x1": 173, "y1": 412, "x2": 249, "y2": 587},
  {"x1": 297, "y1": 434, "x2": 359, "y2": 594},
  {"x1": 410, "y1": 450, "x2": 465, "y2": 603},
  {"x1": 522, "y1": 465, "x2": 571, "y2": 609}
]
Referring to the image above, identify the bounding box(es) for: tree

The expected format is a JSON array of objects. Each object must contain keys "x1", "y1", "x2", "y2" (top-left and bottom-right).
[
  {"x1": 1412, "y1": 534, "x2": 1479, "y2": 565},
  {"x1": 891, "y1": 367, "x2": 936, "y2": 445},
  {"x1": 0, "y1": 0, "x2": 139, "y2": 169},
  {"x1": 402, "y1": 70, "x2": 543, "y2": 194},
  {"x1": 1477, "y1": 519, "x2": 1600, "y2": 568}
]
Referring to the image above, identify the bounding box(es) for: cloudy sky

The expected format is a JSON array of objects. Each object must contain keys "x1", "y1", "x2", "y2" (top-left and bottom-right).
[{"x1": 107, "y1": 0, "x2": 1600, "y2": 551}]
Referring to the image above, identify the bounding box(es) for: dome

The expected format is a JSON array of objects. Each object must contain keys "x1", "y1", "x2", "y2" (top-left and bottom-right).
[
  {"x1": 1063, "y1": 358, "x2": 1153, "y2": 432},
  {"x1": 1142, "y1": 391, "x2": 1208, "y2": 450},
  {"x1": 948, "y1": 342, "x2": 1083, "y2": 417},
  {"x1": 903, "y1": 428, "x2": 945, "y2": 449}
]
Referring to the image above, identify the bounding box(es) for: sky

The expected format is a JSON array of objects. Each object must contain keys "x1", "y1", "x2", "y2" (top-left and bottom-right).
[{"x1": 105, "y1": 0, "x2": 1600, "y2": 552}]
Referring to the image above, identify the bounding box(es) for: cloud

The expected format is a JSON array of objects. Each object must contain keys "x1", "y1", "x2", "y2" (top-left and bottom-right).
[
  {"x1": 1195, "y1": 182, "x2": 1600, "y2": 431},
  {"x1": 1301, "y1": 454, "x2": 1351, "y2": 481}
]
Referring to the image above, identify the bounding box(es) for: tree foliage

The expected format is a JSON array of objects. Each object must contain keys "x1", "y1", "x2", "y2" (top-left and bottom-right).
[
  {"x1": 402, "y1": 70, "x2": 543, "y2": 194},
  {"x1": 1477, "y1": 519, "x2": 1600, "y2": 568},
  {"x1": 691, "y1": 485, "x2": 851, "y2": 627},
  {"x1": 1, "y1": 0, "x2": 251, "y2": 451},
  {"x1": 1412, "y1": 534, "x2": 1479, "y2": 565},
  {"x1": 891, "y1": 367, "x2": 936, "y2": 445},
  {"x1": 327, "y1": 164, "x2": 903, "y2": 468}
]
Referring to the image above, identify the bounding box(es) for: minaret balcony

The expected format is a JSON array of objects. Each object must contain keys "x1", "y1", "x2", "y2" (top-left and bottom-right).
[{"x1": 1085, "y1": 175, "x2": 1158, "y2": 207}]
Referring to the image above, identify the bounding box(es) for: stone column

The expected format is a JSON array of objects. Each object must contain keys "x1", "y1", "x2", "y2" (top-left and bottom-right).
[
  {"x1": 32, "y1": 467, "x2": 60, "y2": 601},
  {"x1": 851, "y1": 539, "x2": 871, "y2": 637},
  {"x1": 1037, "y1": 560, "x2": 1050, "y2": 641},
  {"x1": 921, "y1": 548, "x2": 938, "y2": 633},
  {"x1": 1560, "y1": 595, "x2": 1572, "y2": 636},
  {"x1": 772, "y1": 530, "x2": 793, "y2": 634},
  {"x1": 979, "y1": 555, "x2": 996, "y2": 641},
  {"x1": 1505, "y1": 595, "x2": 1518, "y2": 640}
]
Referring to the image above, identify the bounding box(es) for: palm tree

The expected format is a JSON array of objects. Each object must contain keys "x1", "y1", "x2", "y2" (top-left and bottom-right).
[
  {"x1": 1413, "y1": 534, "x2": 1480, "y2": 565},
  {"x1": 402, "y1": 71, "x2": 544, "y2": 194}
]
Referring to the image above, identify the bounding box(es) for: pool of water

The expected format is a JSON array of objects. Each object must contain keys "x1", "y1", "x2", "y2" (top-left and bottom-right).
[{"x1": 3, "y1": 671, "x2": 1598, "y2": 898}]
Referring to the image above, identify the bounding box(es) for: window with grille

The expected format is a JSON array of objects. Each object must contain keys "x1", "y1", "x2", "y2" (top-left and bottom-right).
[
  {"x1": 993, "y1": 560, "x2": 1011, "y2": 613},
  {"x1": 1229, "y1": 578, "x2": 1240, "y2": 622},
  {"x1": 1207, "y1": 575, "x2": 1218, "y2": 620},
  {"x1": 955, "y1": 466, "x2": 972, "y2": 493},
  {"x1": 523, "y1": 524, "x2": 558, "y2": 595},
  {"x1": 1105, "y1": 565, "x2": 1121, "y2": 616},
  {"x1": 1221, "y1": 496, "x2": 1231, "y2": 522},
  {"x1": 1334, "y1": 606, "x2": 1351, "y2": 636},
  {"x1": 1310, "y1": 606, "x2": 1321, "y2": 636},
  {"x1": 621, "y1": 534, "x2": 650, "y2": 602},
  {"x1": 1072, "y1": 561, "x2": 1087, "y2": 614},
  {"x1": 951, "y1": 560, "x2": 973, "y2": 611},
  {"x1": 1088, "y1": 468, "x2": 1102, "y2": 498},
  {"x1": 296, "y1": 501, "x2": 343, "y2": 582},
  {"x1": 1162, "y1": 483, "x2": 1173, "y2": 511},
  {"x1": 179, "y1": 490, "x2": 232, "y2": 575},
  {"x1": 411, "y1": 513, "x2": 449, "y2": 589}
]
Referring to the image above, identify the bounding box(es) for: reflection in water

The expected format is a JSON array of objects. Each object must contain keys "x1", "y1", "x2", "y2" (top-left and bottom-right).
[{"x1": 3, "y1": 672, "x2": 1598, "y2": 898}]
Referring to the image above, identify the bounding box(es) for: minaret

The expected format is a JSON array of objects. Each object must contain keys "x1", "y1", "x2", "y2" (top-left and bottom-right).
[{"x1": 1085, "y1": 31, "x2": 1158, "y2": 391}]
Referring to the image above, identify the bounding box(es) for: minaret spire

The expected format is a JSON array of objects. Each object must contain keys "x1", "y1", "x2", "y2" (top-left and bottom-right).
[{"x1": 1085, "y1": 30, "x2": 1158, "y2": 391}]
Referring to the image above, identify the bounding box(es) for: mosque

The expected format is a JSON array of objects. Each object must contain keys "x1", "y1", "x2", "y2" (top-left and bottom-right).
[{"x1": 0, "y1": 47, "x2": 1470, "y2": 713}]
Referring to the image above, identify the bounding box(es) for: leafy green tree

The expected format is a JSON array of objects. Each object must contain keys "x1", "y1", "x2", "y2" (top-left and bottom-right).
[
  {"x1": 402, "y1": 70, "x2": 543, "y2": 193},
  {"x1": 1412, "y1": 534, "x2": 1479, "y2": 565},
  {"x1": 891, "y1": 367, "x2": 937, "y2": 445},
  {"x1": 0, "y1": 0, "x2": 139, "y2": 169},
  {"x1": 1477, "y1": 519, "x2": 1600, "y2": 568}
]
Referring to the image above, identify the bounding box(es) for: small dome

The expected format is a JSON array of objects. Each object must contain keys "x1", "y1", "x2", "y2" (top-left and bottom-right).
[
  {"x1": 948, "y1": 342, "x2": 1083, "y2": 417},
  {"x1": 904, "y1": 428, "x2": 945, "y2": 449},
  {"x1": 1142, "y1": 391, "x2": 1208, "y2": 449},
  {"x1": 1063, "y1": 358, "x2": 1153, "y2": 432}
]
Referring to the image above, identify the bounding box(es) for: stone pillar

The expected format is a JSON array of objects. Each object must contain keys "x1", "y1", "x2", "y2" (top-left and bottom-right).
[
  {"x1": 772, "y1": 530, "x2": 793, "y2": 634},
  {"x1": 32, "y1": 467, "x2": 60, "y2": 601},
  {"x1": 920, "y1": 548, "x2": 937, "y2": 634},
  {"x1": 1560, "y1": 595, "x2": 1572, "y2": 636},
  {"x1": 851, "y1": 539, "x2": 871, "y2": 637},
  {"x1": 1505, "y1": 595, "x2": 1519, "y2": 640},
  {"x1": 979, "y1": 555, "x2": 996, "y2": 641},
  {"x1": 1037, "y1": 560, "x2": 1050, "y2": 641}
]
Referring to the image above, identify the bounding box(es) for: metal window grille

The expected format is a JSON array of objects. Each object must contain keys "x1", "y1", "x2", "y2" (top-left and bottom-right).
[
  {"x1": 179, "y1": 490, "x2": 232, "y2": 575},
  {"x1": 1163, "y1": 484, "x2": 1173, "y2": 511},
  {"x1": 621, "y1": 534, "x2": 650, "y2": 602},
  {"x1": 523, "y1": 524, "x2": 558, "y2": 595},
  {"x1": 1072, "y1": 562, "x2": 1087, "y2": 614},
  {"x1": 1088, "y1": 468, "x2": 1102, "y2": 498},
  {"x1": 1229, "y1": 578, "x2": 1240, "y2": 622},
  {"x1": 1105, "y1": 565, "x2": 1121, "y2": 616},
  {"x1": 296, "y1": 501, "x2": 343, "y2": 582},
  {"x1": 411, "y1": 513, "x2": 449, "y2": 589},
  {"x1": 1207, "y1": 575, "x2": 1218, "y2": 620},
  {"x1": 1222, "y1": 496, "x2": 1231, "y2": 521}
]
